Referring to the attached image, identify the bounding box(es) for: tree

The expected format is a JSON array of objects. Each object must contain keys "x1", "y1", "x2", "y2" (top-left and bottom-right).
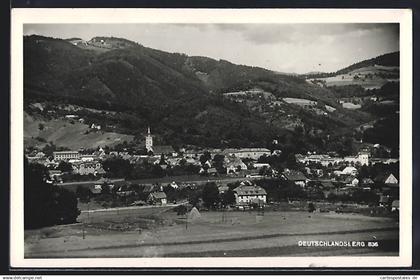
[
  {"x1": 188, "y1": 191, "x2": 201, "y2": 207},
  {"x1": 200, "y1": 151, "x2": 212, "y2": 166},
  {"x1": 213, "y1": 154, "x2": 225, "y2": 174},
  {"x1": 24, "y1": 157, "x2": 81, "y2": 229},
  {"x1": 201, "y1": 182, "x2": 219, "y2": 209},
  {"x1": 175, "y1": 205, "x2": 188, "y2": 216},
  {"x1": 221, "y1": 189, "x2": 236, "y2": 207},
  {"x1": 308, "y1": 202, "x2": 316, "y2": 213},
  {"x1": 38, "y1": 123, "x2": 45, "y2": 130},
  {"x1": 58, "y1": 161, "x2": 73, "y2": 173},
  {"x1": 55, "y1": 188, "x2": 80, "y2": 224},
  {"x1": 76, "y1": 185, "x2": 91, "y2": 203},
  {"x1": 102, "y1": 158, "x2": 133, "y2": 178},
  {"x1": 159, "y1": 154, "x2": 166, "y2": 165}
]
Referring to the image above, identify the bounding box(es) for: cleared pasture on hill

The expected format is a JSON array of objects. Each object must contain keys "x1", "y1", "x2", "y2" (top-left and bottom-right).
[{"x1": 24, "y1": 112, "x2": 134, "y2": 149}]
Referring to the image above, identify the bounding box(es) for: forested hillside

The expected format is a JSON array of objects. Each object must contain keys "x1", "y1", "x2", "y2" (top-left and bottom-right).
[{"x1": 24, "y1": 35, "x2": 396, "y2": 154}]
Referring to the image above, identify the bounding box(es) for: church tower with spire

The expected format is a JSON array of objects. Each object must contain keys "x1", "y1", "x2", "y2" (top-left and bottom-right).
[{"x1": 145, "y1": 126, "x2": 153, "y2": 152}]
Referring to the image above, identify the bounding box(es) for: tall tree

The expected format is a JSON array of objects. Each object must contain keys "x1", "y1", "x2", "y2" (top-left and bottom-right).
[
  {"x1": 24, "y1": 157, "x2": 80, "y2": 229},
  {"x1": 201, "y1": 182, "x2": 220, "y2": 209}
]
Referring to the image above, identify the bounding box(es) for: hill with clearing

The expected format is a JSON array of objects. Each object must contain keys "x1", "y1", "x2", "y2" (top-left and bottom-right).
[
  {"x1": 24, "y1": 112, "x2": 134, "y2": 150},
  {"x1": 23, "y1": 35, "x2": 396, "y2": 153},
  {"x1": 305, "y1": 52, "x2": 399, "y2": 90}
]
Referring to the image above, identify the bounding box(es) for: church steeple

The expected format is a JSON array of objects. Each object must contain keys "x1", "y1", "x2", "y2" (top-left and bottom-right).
[{"x1": 145, "y1": 126, "x2": 153, "y2": 152}]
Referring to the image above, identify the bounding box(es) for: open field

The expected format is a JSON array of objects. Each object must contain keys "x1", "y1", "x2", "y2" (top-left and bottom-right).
[
  {"x1": 307, "y1": 65, "x2": 399, "y2": 90},
  {"x1": 25, "y1": 206, "x2": 398, "y2": 258}
]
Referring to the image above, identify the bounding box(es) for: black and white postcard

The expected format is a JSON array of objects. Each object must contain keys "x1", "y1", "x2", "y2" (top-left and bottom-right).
[{"x1": 10, "y1": 8, "x2": 413, "y2": 268}]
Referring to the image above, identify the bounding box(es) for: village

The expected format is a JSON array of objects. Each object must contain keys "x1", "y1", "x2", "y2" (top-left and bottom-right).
[{"x1": 25, "y1": 126, "x2": 400, "y2": 214}]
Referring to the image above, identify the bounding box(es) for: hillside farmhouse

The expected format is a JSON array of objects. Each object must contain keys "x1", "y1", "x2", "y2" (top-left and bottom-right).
[{"x1": 147, "y1": 191, "x2": 167, "y2": 205}]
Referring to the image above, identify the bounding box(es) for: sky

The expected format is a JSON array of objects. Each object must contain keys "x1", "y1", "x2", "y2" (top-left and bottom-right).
[{"x1": 23, "y1": 23, "x2": 399, "y2": 74}]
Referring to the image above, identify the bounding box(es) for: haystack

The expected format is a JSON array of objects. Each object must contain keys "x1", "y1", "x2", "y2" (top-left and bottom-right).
[{"x1": 188, "y1": 207, "x2": 201, "y2": 222}]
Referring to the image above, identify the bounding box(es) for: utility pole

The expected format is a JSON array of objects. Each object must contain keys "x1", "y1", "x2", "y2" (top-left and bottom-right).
[
  {"x1": 185, "y1": 212, "x2": 188, "y2": 230},
  {"x1": 82, "y1": 223, "x2": 85, "y2": 239},
  {"x1": 87, "y1": 201, "x2": 90, "y2": 222}
]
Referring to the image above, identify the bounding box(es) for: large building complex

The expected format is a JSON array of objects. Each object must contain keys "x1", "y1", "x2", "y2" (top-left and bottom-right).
[{"x1": 53, "y1": 151, "x2": 80, "y2": 161}]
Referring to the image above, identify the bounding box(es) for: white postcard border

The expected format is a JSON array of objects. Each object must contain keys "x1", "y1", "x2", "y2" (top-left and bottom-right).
[{"x1": 10, "y1": 8, "x2": 413, "y2": 268}]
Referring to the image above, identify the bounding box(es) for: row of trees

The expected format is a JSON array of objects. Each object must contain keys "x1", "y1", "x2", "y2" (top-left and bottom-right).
[{"x1": 101, "y1": 157, "x2": 202, "y2": 179}]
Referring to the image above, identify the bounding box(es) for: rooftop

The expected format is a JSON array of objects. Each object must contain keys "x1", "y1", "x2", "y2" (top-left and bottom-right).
[
  {"x1": 233, "y1": 184, "x2": 267, "y2": 196},
  {"x1": 282, "y1": 170, "x2": 307, "y2": 181},
  {"x1": 149, "y1": 191, "x2": 167, "y2": 199}
]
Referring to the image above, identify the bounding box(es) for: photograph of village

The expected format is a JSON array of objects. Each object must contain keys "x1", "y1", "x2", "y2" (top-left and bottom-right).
[{"x1": 23, "y1": 23, "x2": 401, "y2": 258}]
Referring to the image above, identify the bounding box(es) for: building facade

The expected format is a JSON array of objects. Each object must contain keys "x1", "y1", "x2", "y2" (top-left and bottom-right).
[
  {"x1": 233, "y1": 181, "x2": 267, "y2": 206},
  {"x1": 53, "y1": 151, "x2": 80, "y2": 161}
]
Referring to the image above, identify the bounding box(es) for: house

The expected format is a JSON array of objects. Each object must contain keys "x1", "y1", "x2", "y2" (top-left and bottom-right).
[
  {"x1": 223, "y1": 148, "x2": 270, "y2": 160},
  {"x1": 95, "y1": 178, "x2": 115, "y2": 190},
  {"x1": 344, "y1": 153, "x2": 369, "y2": 166},
  {"x1": 166, "y1": 157, "x2": 182, "y2": 166},
  {"x1": 152, "y1": 145, "x2": 177, "y2": 156},
  {"x1": 73, "y1": 161, "x2": 105, "y2": 175},
  {"x1": 147, "y1": 191, "x2": 167, "y2": 205},
  {"x1": 233, "y1": 181, "x2": 267, "y2": 206},
  {"x1": 207, "y1": 167, "x2": 218, "y2": 176},
  {"x1": 344, "y1": 176, "x2": 359, "y2": 187},
  {"x1": 48, "y1": 169, "x2": 63, "y2": 182},
  {"x1": 169, "y1": 181, "x2": 179, "y2": 189},
  {"x1": 80, "y1": 154, "x2": 98, "y2": 162},
  {"x1": 35, "y1": 151, "x2": 46, "y2": 158},
  {"x1": 272, "y1": 149, "x2": 282, "y2": 156},
  {"x1": 109, "y1": 151, "x2": 119, "y2": 157},
  {"x1": 116, "y1": 185, "x2": 135, "y2": 197},
  {"x1": 223, "y1": 155, "x2": 247, "y2": 174},
  {"x1": 91, "y1": 123, "x2": 101, "y2": 130},
  {"x1": 218, "y1": 185, "x2": 229, "y2": 194},
  {"x1": 281, "y1": 170, "x2": 308, "y2": 187},
  {"x1": 253, "y1": 163, "x2": 271, "y2": 170},
  {"x1": 89, "y1": 185, "x2": 103, "y2": 196},
  {"x1": 184, "y1": 158, "x2": 201, "y2": 166},
  {"x1": 374, "y1": 173, "x2": 399, "y2": 185},
  {"x1": 361, "y1": 178, "x2": 374, "y2": 186},
  {"x1": 341, "y1": 166, "x2": 358, "y2": 176},
  {"x1": 93, "y1": 148, "x2": 106, "y2": 158},
  {"x1": 391, "y1": 200, "x2": 399, "y2": 212},
  {"x1": 183, "y1": 150, "x2": 204, "y2": 159}
]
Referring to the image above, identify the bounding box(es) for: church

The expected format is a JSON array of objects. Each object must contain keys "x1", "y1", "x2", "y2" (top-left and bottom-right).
[{"x1": 145, "y1": 127, "x2": 176, "y2": 156}]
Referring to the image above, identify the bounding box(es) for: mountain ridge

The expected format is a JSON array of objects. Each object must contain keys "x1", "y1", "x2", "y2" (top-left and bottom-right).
[{"x1": 23, "y1": 34, "x2": 398, "y2": 153}]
